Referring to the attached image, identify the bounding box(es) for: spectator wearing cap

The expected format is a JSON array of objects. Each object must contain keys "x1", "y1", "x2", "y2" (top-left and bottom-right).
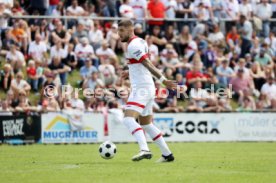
[
  {"x1": 6, "y1": 43, "x2": 25, "y2": 73},
  {"x1": 80, "y1": 59, "x2": 98, "y2": 85},
  {"x1": 130, "y1": 0, "x2": 147, "y2": 23},
  {"x1": 255, "y1": 48, "x2": 274, "y2": 69},
  {"x1": 238, "y1": 15, "x2": 253, "y2": 58},
  {"x1": 48, "y1": 56, "x2": 71, "y2": 85},
  {"x1": 51, "y1": 20, "x2": 71, "y2": 46},
  {"x1": 230, "y1": 68, "x2": 255, "y2": 100},
  {"x1": 28, "y1": 34, "x2": 47, "y2": 65},
  {"x1": 75, "y1": 37, "x2": 96, "y2": 68},
  {"x1": 216, "y1": 59, "x2": 235, "y2": 87},
  {"x1": 147, "y1": 0, "x2": 166, "y2": 32},
  {"x1": 0, "y1": 63, "x2": 13, "y2": 92},
  {"x1": 255, "y1": 0, "x2": 272, "y2": 38},
  {"x1": 10, "y1": 72, "x2": 31, "y2": 98},
  {"x1": 250, "y1": 61, "x2": 266, "y2": 91},
  {"x1": 120, "y1": 0, "x2": 135, "y2": 18}
]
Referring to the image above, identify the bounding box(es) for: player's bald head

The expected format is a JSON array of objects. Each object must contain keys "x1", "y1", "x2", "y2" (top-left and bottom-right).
[{"x1": 118, "y1": 20, "x2": 133, "y2": 28}]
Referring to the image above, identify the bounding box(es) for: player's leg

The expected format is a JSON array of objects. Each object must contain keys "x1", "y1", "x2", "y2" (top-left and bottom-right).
[
  {"x1": 123, "y1": 109, "x2": 152, "y2": 161},
  {"x1": 139, "y1": 99, "x2": 174, "y2": 162},
  {"x1": 139, "y1": 115, "x2": 174, "y2": 162}
]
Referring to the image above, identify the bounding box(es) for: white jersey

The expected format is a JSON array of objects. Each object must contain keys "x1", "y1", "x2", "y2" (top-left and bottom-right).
[{"x1": 127, "y1": 36, "x2": 155, "y2": 88}]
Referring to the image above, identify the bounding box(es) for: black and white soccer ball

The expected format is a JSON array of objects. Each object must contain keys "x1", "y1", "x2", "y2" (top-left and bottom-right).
[{"x1": 99, "y1": 141, "x2": 117, "y2": 159}]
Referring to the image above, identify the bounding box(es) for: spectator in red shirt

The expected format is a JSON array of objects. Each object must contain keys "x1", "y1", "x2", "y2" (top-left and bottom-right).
[
  {"x1": 27, "y1": 60, "x2": 39, "y2": 92},
  {"x1": 147, "y1": 0, "x2": 165, "y2": 33},
  {"x1": 186, "y1": 65, "x2": 207, "y2": 87}
]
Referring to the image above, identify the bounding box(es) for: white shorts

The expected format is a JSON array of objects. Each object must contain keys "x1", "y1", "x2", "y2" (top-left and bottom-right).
[{"x1": 124, "y1": 86, "x2": 155, "y2": 116}]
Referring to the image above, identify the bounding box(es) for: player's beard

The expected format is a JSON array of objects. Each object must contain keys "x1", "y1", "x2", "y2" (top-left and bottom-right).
[{"x1": 121, "y1": 35, "x2": 130, "y2": 43}]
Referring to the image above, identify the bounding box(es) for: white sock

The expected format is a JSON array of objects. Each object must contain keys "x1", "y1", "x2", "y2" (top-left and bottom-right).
[
  {"x1": 123, "y1": 117, "x2": 149, "y2": 151},
  {"x1": 142, "y1": 123, "x2": 171, "y2": 156}
]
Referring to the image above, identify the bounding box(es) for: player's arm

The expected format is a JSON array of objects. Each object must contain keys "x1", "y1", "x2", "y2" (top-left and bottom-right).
[{"x1": 142, "y1": 58, "x2": 177, "y2": 90}]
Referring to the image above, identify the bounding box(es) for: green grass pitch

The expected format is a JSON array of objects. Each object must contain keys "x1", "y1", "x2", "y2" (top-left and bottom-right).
[{"x1": 1, "y1": 143, "x2": 276, "y2": 183}]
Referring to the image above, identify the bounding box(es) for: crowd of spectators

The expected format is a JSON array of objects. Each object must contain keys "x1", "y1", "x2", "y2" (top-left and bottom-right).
[{"x1": 0, "y1": 0, "x2": 275, "y2": 114}]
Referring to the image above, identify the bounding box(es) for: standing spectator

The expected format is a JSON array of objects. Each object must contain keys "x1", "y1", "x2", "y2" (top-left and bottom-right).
[
  {"x1": 29, "y1": 0, "x2": 49, "y2": 15},
  {"x1": 130, "y1": 0, "x2": 147, "y2": 23},
  {"x1": 164, "y1": 0, "x2": 177, "y2": 20},
  {"x1": 0, "y1": 64, "x2": 13, "y2": 92},
  {"x1": 47, "y1": 0, "x2": 59, "y2": 15},
  {"x1": 239, "y1": 15, "x2": 253, "y2": 58},
  {"x1": 255, "y1": 0, "x2": 272, "y2": 38},
  {"x1": 211, "y1": 0, "x2": 224, "y2": 19},
  {"x1": 239, "y1": 0, "x2": 253, "y2": 18},
  {"x1": 0, "y1": 3, "x2": 12, "y2": 32},
  {"x1": 175, "y1": 0, "x2": 193, "y2": 33},
  {"x1": 216, "y1": 60, "x2": 235, "y2": 87},
  {"x1": 146, "y1": 36, "x2": 159, "y2": 66},
  {"x1": 28, "y1": 34, "x2": 47, "y2": 65},
  {"x1": 147, "y1": 0, "x2": 165, "y2": 32},
  {"x1": 66, "y1": 0, "x2": 85, "y2": 16},
  {"x1": 119, "y1": 0, "x2": 135, "y2": 18}
]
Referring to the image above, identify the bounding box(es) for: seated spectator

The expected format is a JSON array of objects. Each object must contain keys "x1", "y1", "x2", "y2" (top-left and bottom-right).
[
  {"x1": 151, "y1": 25, "x2": 167, "y2": 51},
  {"x1": 27, "y1": 60, "x2": 43, "y2": 93},
  {"x1": 41, "y1": 70, "x2": 58, "y2": 99},
  {"x1": 6, "y1": 44, "x2": 25, "y2": 73},
  {"x1": 75, "y1": 37, "x2": 96, "y2": 67},
  {"x1": 160, "y1": 44, "x2": 178, "y2": 62},
  {"x1": 261, "y1": 76, "x2": 276, "y2": 102},
  {"x1": 98, "y1": 58, "x2": 117, "y2": 86},
  {"x1": 37, "y1": 19, "x2": 49, "y2": 45},
  {"x1": 10, "y1": 72, "x2": 31, "y2": 98},
  {"x1": 89, "y1": 21, "x2": 104, "y2": 50},
  {"x1": 50, "y1": 41, "x2": 66, "y2": 60},
  {"x1": 28, "y1": 34, "x2": 47, "y2": 65},
  {"x1": 161, "y1": 49, "x2": 180, "y2": 73},
  {"x1": 72, "y1": 20, "x2": 88, "y2": 42},
  {"x1": 250, "y1": 61, "x2": 266, "y2": 91},
  {"x1": 234, "y1": 58, "x2": 250, "y2": 78},
  {"x1": 63, "y1": 43, "x2": 77, "y2": 70},
  {"x1": 48, "y1": 56, "x2": 71, "y2": 85},
  {"x1": 187, "y1": 80, "x2": 210, "y2": 112},
  {"x1": 164, "y1": 25, "x2": 177, "y2": 44},
  {"x1": 256, "y1": 93, "x2": 271, "y2": 110},
  {"x1": 11, "y1": 21, "x2": 28, "y2": 52},
  {"x1": 264, "y1": 31, "x2": 276, "y2": 56},
  {"x1": 40, "y1": 96, "x2": 61, "y2": 112},
  {"x1": 0, "y1": 100, "x2": 13, "y2": 115},
  {"x1": 106, "y1": 23, "x2": 121, "y2": 51},
  {"x1": 226, "y1": 26, "x2": 240, "y2": 51},
  {"x1": 203, "y1": 44, "x2": 216, "y2": 68},
  {"x1": 0, "y1": 64, "x2": 13, "y2": 92},
  {"x1": 186, "y1": 65, "x2": 207, "y2": 88},
  {"x1": 229, "y1": 69, "x2": 254, "y2": 100},
  {"x1": 134, "y1": 23, "x2": 146, "y2": 39},
  {"x1": 177, "y1": 26, "x2": 192, "y2": 56},
  {"x1": 50, "y1": 20, "x2": 71, "y2": 46},
  {"x1": 96, "y1": 40, "x2": 118, "y2": 66},
  {"x1": 146, "y1": 35, "x2": 159, "y2": 66},
  {"x1": 255, "y1": 48, "x2": 274, "y2": 69},
  {"x1": 13, "y1": 90, "x2": 37, "y2": 112},
  {"x1": 208, "y1": 24, "x2": 225, "y2": 46},
  {"x1": 80, "y1": 59, "x2": 98, "y2": 85}
]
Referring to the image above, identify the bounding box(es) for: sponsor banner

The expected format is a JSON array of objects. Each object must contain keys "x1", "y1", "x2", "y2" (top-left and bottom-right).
[
  {"x1": 108, "y1": 113, "x2": 276, "y2": 142},
  {"x1": 0, "y1": 114, "x2": 41, "y2": 144},
  {"x1": 41, "y1": 112, "x2": 104, "y2": 143}
]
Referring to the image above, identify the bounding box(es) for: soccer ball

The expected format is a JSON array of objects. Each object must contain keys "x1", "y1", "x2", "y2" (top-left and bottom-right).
[{"x1": 99, "y1": 141, "x2": 117, "y2": 159}]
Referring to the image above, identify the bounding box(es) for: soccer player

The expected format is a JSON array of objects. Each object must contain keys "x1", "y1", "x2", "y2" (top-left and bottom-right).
[{"x1": 118, "y1": 20, "x2": 176, "y2": 162}]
